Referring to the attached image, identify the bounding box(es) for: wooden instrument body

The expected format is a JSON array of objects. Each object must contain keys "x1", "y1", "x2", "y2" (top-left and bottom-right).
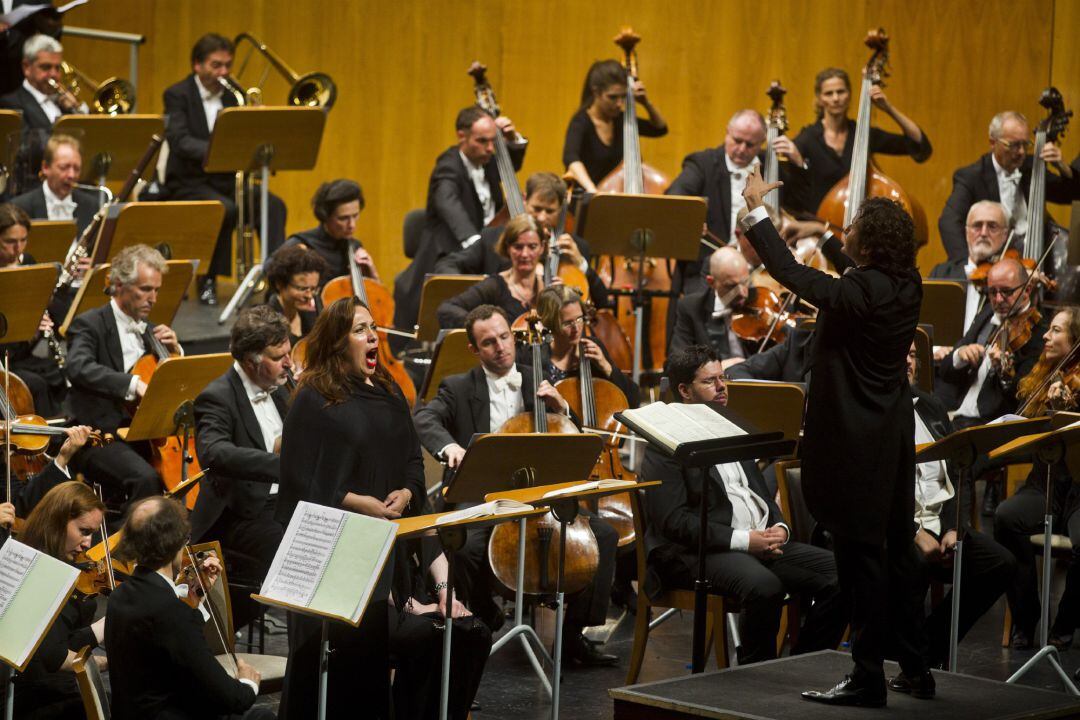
[
  {"x1": 2, "y1": 369, "x2": 49, "y2": 477},
  {"x1": 588, "y1": 309, "x2": 633, "y2": 373},
  {"x1": 816, "y1": 162, "x2": 928, "y2": 247}
]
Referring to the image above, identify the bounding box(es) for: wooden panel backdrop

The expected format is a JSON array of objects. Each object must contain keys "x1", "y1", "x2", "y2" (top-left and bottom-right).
[{"x1": 59, "y1": 0, "x2": 1076, "y2": 285}]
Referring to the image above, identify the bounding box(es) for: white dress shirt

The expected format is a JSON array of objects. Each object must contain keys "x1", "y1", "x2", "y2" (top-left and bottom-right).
[
  {"x1": 962, "y1": 260, "x2": 980, "y2": 334},
  {"x1": 952, "y1": 313, "x2": 1003, "y2": 419},
  {"x1": 993, "y1": 154, "x2": 1027, "y2": 243},
  {"x1": 713, "y1": 462, "x2": 787, "y2": 552},
  {"x1": 912, "y1": 399, "x2": 954, "y2": 536},
  {"x1": 22, "y1": 78, "x2": 62, "y2": 124},
  {"x1": 233, "y1": 361, "x2": 283, "y2": 495},
  {"x1": 460, "y1": 150, "x2": 495, "y2": 227},
  {"x1": 712, "y1": 292, "x2": 746, "y2": 359},
  {"x1": 42, "y1": 180, "x2": 76, "y2": 221},
  {"x1": 726, "y1": 154, "x2": 760, "y2": 244},
  {"x1": 485, "y1": 364, "x2": 525, "y2": 432},
  {"x1": 197, "y1": 79, "x2": 224, "y2": 133},
  {"x1": 111, "y1": 299, "x2": 148, "y2": 400}
]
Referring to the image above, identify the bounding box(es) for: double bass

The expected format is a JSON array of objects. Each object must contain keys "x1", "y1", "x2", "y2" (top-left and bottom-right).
[
  {"x1": 1020, "y1": 87, "x2": 1072, "y2": 268},
  {"x1": 816, "y1": 28, "x2": 928, "y2": 246},
  {"x1": 468, "y1": 61, "x2": 527, "y2": 228}
]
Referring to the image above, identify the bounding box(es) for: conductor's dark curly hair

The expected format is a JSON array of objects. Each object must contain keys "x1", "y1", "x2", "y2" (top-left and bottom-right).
[{"x1": 852, "y1": 197, "x2": 917, "y2": 274}]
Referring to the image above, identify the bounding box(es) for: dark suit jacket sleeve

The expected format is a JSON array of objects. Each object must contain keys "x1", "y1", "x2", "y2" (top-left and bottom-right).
[
  {"x1": 163, "y1": 82, "x2": 209, "y2": 165},
  {"x1": 433, "y1": 238, "x2": 488, "y2": 274},
  {"x1": 437, "y1": 276, "x2": 500, "y2": 328},
  {"x1": 193, "y1": 387, "x2": 279, "y2": 485},
  {"x1": 13, "y1": 461, "x2": 69, "y2": 516},
  {"x1": 726, "y1": 341, "x2": 787, "y2": 381},
  {"x1": 668, "y1": 295, "x2": 700, "y2": 358},
  {"x1": 642, "y1": 448, "x2": 736, "y2": 553},
  {"x1": 163, "y1": 604, "x2": 257, "y2": 714},
  {"x1": 430, "y1": 155, "x2": 482, "y2": 245},
  {"x1": 666, "y1": 153, "x2": 707, "y2": 197},
  {"x1": 939, "y1": 165, "x2": 979, "y2": 262},
  {"x1": 402, "y1": 401, "x2": 427, "y2": 515},
  {"x1": 413, "y1": 381, "x2": 461, "y2": 456},
  {"x1": 66, "y1": 312, "x2": 131, "y2": 399}
]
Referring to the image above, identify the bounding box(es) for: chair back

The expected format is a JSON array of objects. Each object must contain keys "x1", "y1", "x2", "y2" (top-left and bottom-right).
[
  {"x1": 403, "y1": 208, "x2": 425, "y2": 259},
  {"x1": 73, "y1": 645, "x2": 110, "y2": 720},
  {"x1": 418, "y1": 329, "x2": 477, "y2": 403}
]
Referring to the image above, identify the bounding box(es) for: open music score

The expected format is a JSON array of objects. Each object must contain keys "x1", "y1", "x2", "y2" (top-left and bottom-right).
[{"x1": 0, "y1": 540, "x2": 80, "y2": 671}]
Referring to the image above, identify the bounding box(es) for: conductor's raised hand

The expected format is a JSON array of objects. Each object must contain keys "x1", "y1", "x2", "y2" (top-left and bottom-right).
[{"x1": 741, "y1": 165, "x2": 782, "y2": 213}]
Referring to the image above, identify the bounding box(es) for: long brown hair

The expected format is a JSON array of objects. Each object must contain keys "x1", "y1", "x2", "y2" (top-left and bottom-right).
[
  {"x1": 300, "y1": 296, "x2": 394, "y2": 404},
  {"x1": 20, "y1": 482, "x2": 104, "y2": 560},
  {"x1": 1017, "y1": 306, "x2": 1080, "y2": 417}
]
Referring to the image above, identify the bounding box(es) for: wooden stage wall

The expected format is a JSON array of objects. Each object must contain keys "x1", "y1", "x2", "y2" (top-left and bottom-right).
[{"x1": 62, "y1": 0, "x2": 1077, "y2": 281}]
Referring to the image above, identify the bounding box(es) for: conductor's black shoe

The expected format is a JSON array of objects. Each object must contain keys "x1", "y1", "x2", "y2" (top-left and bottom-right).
[
  {"x1": 198, "y1": 276, "x2": 218, "y2": 306},
  {"x1": 802, "y1": 675, "x2": 886, "y2": 707},
  {"x1": 888, "y1": 670, "x2": 936, "y2": 699},
  {"x1": 565, "y1": 633, "x2": 618, "y2": 667}
]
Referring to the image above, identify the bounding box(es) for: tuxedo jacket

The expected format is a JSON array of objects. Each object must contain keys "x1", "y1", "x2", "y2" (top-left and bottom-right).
[
  {"x1": 12, "y1": 184, "x2": 100, "y2": 235},
  {"x1": 66, "y1": 303, "x2": 161, "y2": 433},
  {"x1": 668, "y1": 289, "x2": 743, "y2": 361},
  {"x1": 191, "y1": 367, "x2": 285, "y2": 542},
  {"x1": 0, "y1": 84, "x2": 73, "y2": 133},
  {"x1": 928, "y1": 257, "x2": 969, "y2": 282},
  {"x1": 105, "y1": 566, "x2": 257, "y2": 720},
  {"x1": 938, "y1": 152, "x2": 1080, "y2": 261},
  {"x1": 163, "y1": 74, "x2": 239, "y2": 197},
  {"x1": 726, "y1": 326, "x2": 814, "y2": 383}
]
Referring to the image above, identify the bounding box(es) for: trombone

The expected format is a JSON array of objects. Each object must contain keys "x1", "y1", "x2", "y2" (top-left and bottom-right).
[
  {"x1": 47, "y1": 61, "x2": 136, "y2": 115},
  {"x1": 225, "y1": 32, "x2": 336, "y2": 109}
]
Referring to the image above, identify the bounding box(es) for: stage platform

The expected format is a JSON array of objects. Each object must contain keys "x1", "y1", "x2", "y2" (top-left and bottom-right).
[{"x1": 609, "y1": 650, "x2": 1080, "y2": 720}]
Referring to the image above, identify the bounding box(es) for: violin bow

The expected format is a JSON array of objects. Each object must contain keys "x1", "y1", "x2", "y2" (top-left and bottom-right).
[
  {"x1": 93, "y1": 484, "x2": 117, "y2": 591},
  {"x1": 1016, "y1": 335, "x2": 1080, "y2": 417},
  {"x1": 4, "y1": 352, "x2": 10, "y2": 505},
  {"x1": 182, "y1": 545, "x2": 240, "y2": 674}
]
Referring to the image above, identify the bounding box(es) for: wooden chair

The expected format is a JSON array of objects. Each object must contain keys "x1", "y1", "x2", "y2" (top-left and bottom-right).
[
  {"x1": 415, "y1": 275, "x2": 485, "y2": 343},
  {"x1": 417, "y1": 329, "x2": 476, "y2": 404},
  {"x1": 73, "y1": 645, "x2": 110, "y2": 720}
]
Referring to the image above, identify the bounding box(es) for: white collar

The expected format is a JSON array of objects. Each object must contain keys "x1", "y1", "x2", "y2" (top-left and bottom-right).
[
  {"x1": 42, "y1": 180, "x2": 73, "y2": 207},
  {"x1": 22, "y1": 78, "x2": 51, "y2": 105},
  {"x1": 991, "y1": 154, "x2": 1020, "y2": 181},
  {"x1": 483, "y1": 363, "x2": 518, "y2": 384},
  {"x1": 232, "y1": 360, "x2": 274, "y2": 401},
  {"x1": 725, "y1": 154, "x2": 760, "y2": 175},
  {"x1": 458, "y1": 150, "x2": 484, "y2": 174},
  {"x1": 964, "y1": 259, "x2": 976, "y2": 277},
  {"x1": 110, "y1": 298, "x2": 144, "y2": 333},
  {"x1": 196, "y1": 77, "x2": 222, "y2": 103}
]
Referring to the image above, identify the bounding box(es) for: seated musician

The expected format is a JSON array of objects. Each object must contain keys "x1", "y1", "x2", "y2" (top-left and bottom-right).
[
  {"x1": 392, "y1": 105, "x2": 527, "y2": 336},
  {"x1": 939, "y1": 111, "x2": 1078, "y2": 262},
  {"x1": 435, "y1": 171, "x2": 610, "y2": 306},
  {"x1": 668, "y1": 246, "x2": 753, "y2": 367},
  {"x1": 264, "y1": 244, "x2": 326, "y2": 344},
  {"x1": 163, "y1": 33, "x2": 287, "y2": 306},
  {"x1": 413, "y1": 304, "x2": 620, "y2": 665},
  {"x1": 12, "y1": 133, "x2": 101, "y2": 235},
  {"x1": 666, "y1": 109, "x2": 806, "y2": 295},
  {"x1": 191, "y1": 305, "x2": 290, "y2": 630},
  {"x1": 105, "y1": 495, "x2": 272, "y2": 720},
  {"x1": 275, "y1": 178, "x2": 380, "y2": 288},
  {"x1": 436, "y1": 214, "x2": 545, "y2": 329},
  {"x1": 563, "y1": 59, "x2": 666, "y2": 194},
  {"x1": 66, "y1": 244, "x2": 182, "y2": 502},
  {"x1": 995, "y1": 306, "x2": 1080, "y2": 650},
  {"x1": 641, "y1": 344, "x2": 845, "y2": 664},
  {"x1": 904, "y1": 341, "x2": 1016, "y2": 670},
  {"x1": 929, "y1": 201, "x2": 1010, "y2": 337},
  {"x1": 724, "y1": 324, "x2": 813, "y2": 383},
  {"x1": 10, "y1": 482, "x2": 107, "y2": 720},
  {"x1": 3, "y1": 425, "x2": 94, "y2": 516}
]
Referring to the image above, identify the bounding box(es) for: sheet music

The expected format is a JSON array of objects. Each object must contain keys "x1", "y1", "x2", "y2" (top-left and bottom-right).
[
  {"x1": 625, "y1": 402, "x2": 747, "y2": 450},
  {"x1": 0, "y1": 540, "x2": 37, "y2": 621},
  {"x1": 261, "y1": 502, "x2": 345, "y2": 608}
]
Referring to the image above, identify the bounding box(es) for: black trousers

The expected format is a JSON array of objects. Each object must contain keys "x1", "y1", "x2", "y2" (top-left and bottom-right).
[
  {"x1": 389, "y1": 606, "x2": 491, "y2": 720},
  {"x1": 663, "y1": 540, "x2": 846, "y2": 664},
  {"x1": 72, "y1": 440, "x2": 161, "y2": 504},
  {"x1": 11, "y1": 362, "x2": 65, "y2": 418},
  {"x1": 169, "y1": 183, "x2": 286, "y2": 278},
  {"x1": 910, "y1": 528, "x2": 1016, "y2": 665}
]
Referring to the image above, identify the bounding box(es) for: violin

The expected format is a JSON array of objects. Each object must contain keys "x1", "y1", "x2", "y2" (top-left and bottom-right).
[
  {"x1": 993, "y1": 305, "x2": 1042, "y2": 381},
  {"x1": 488, "y1": 312, "x2": 600, "y2": 595},
  {"x1": 73, "y1": 485, "x2": 125, "y2": 598},
  {"x1": 1, "y1": 368, "x2": 49, "y2": 478},
  {"x1": 1018, "y1": 336, "x2": 1080, "y2": 417},
  {"x1": 731, "y1": 287, "x2": 798, "y2": 349}
]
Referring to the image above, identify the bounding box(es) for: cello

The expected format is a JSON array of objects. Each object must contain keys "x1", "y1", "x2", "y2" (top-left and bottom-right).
[
  {"x1": 596, "y1": 28, "x2": 673, "y2": 374},
  {"x1": 815, "y1": 28, "x2": 929, "y2": 246},
  {"x1": 488, "y1": 313, "x2": 600, "y2": 595},
  {"x1": 1020, "y1": 87, "x2": 1072, "y2": 267}
]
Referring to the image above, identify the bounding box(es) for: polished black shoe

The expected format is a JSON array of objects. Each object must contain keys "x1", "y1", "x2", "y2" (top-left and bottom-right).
[
  {"x1": 888, "y1": 670, "x2": 936, "y2": 699},
  {"x1": 565, "y1": 633, "x2": 618, "y2": 667},
  {"x1": 802, "y1": 675, "x2": 886, "y2": 707},
  {"x1": 198, "y1": 276, "x2": 218, "y2": 306}
]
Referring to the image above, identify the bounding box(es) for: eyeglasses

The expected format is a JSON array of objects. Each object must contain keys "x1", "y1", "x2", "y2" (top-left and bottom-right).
[
  {"x1": 560, "y1": 316, "x2": 586, "y2": 331},
  {"x1": 995, "y1": 138, "x2": 1033, "y2": 153},
  {"x1": 695, "y1": 374, "x2": 727, "y2": 386},
  {"x1": 966, "y1": 221, "x2": 1005, "y2": 233},
  {"x1": 986, "y1": 284, "x2": 1023, "y2": 298},
  {"x1": 288, "y1": 282, "x2": 318, "y2": 294}
]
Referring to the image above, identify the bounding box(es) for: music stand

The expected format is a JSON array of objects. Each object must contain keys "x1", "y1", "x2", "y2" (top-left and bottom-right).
[
  {"x1": 920, "y1": 280, "x2": 966, "y2": 347},
  {"x1": 915, "y1": 416, "x2": 1051, "y2": 672},
  {"x1": 445, "y1": 433, "x2": 601, "y2": 697},
  {"x1": 416, "y1": 275, "x2": 486, "y2": 343},
  {"x1": 579, "y1": 194, "x2": 706, "y2": 383},
  {"x1": 207, "y1": 107, "x2": 326, "y2": 322},
  {"x1": 94, "y1": 201, "x2": 223, "y2": 271},
  {"x1": 28, "y1": 220, "x2": 76, "y2": 264},
  {"x1": 725, "y1": 381, "x2": 805, "y2": 441},
  {"x1": 59, "y1": 261, "x2": 196, "y2": 336},
  {"x1": 989, "y1": 421, "x2": 1080, "y2": 693},
  {"x1": 396, "y1": 505, "x2": 548, "y2": 720},
  {"x1": 0, "y1": 265, "x2": 58, "y2": 344},
  {"x1": 52, "y1": 115, "x2": 164, "y2": 190}
]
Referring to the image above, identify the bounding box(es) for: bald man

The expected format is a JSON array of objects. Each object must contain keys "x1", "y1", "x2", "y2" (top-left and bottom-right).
[{"x1": 669, "y1": 246, "x2": 752, "y2": 365}]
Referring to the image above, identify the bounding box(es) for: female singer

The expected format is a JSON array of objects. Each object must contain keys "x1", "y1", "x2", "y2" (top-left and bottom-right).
[
  {"x1": 562, "y1": 59, "x2": 667, "y2": 193},
  {"x1": 792, "y1": 67, "x2": 932, "y2": 215},
  {"x1": 533, "y1": 284, "x2": 640, "y2": 408},
  {"x1": 995, "y1": 306, "x2": 1080, "y2": 649},
  {"x1": 437, "y1": 214, "x2": 545, "y2": 328},
  {"x1": 275, "y1": 296, "x2": 425, "y2": 719},
  {"x1": 265, "y1": 243, "x2": 327, "y2": 344},
  {"x1": 13, "y1": 481, "x2": 107, "y2": 720}
]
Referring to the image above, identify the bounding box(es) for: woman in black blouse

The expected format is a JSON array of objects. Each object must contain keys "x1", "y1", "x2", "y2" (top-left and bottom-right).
[
  {"x1": 265, "y1": 243, "x2": 326, "y2": 344},
  {"x1": 276, "y1": 296, "x2": 426, "y2": 720},
  {"x1": 13, "y1": 481, "x2": 107, "y2": 720},
  {"x1": 562, "y1": 59, "x2": 667, "y2": 193},
  {"x1": 792, "y1": 67, "x2": 932, "y2": 215}
]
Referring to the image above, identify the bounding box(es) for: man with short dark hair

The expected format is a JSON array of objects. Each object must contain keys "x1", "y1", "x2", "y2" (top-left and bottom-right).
[
  {"x1": 106, "y1": 495, "x2": 272, "y2": 720},
  {"x1": 12, "y1": 133, "x2": 100, "y2": 234},
  {"x1": 163, "y1": 32, "x2": 287, "y2": 305},
  {"x1": 192, "y1": 304, "x2": 291, "y2": 629}
]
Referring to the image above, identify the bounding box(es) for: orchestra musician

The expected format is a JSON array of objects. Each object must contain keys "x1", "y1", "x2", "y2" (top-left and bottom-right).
[
  {"x1": 562, "y1": 59, "x2": 667, "y2": 193},
  {"x1": 994, "y1": 306, "x2": 1080, "y2": 649},
  {"x1": 724, "y1": 324, "x2": 814, "y2": 384},
  {"x1": 392, "y1": 104, "x2": 527, "y2": 335},
  {"x1": 163, "y1": 32, "x2": 287, "y2": 306},
  {"x1": 741, "y1": 168, "x2": 932, "y2": 705},
  {"x1": 642, "y1": 345, "x2": 845, "y2": 665},
  {"x1": 276, "y1": 296, "x2": 425, "y2": 719},
  {"x1": 1, "y1": 425, "x2": 94, "y2": 515},
  {"x1": 264, "y1": 244, "x2": 326, "y2": 344},
  {"x1": 11, "y1": 133, "x2": 100, "y2": 234},
  {"x1": 938, "y1": 111, "x2": 1078, "y2": 262},
  {"x1": 276, "y1": 178, "x2": 380, "y2": 288},
  {"x1": 790, "y1": 67, "x2": 931, "y2": 218},
  {"x1": 66, "y1": 244, "x2": 181, "y2": 503},
  {"x1": 105, "y1": 495, "x2": 273, "y2": 720},
  {"x1": 10, "y1": 482, "x2": 107, "y2": 720},
  {"x1": 668, "y1": 246, "x2": 752, "y2": 366},
  {"x1": 413, "y1": 304, "x2": 620, "y2": 665},
  {"x1": 191, "y1": 305, "x2": 291, "y2": 631}
]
